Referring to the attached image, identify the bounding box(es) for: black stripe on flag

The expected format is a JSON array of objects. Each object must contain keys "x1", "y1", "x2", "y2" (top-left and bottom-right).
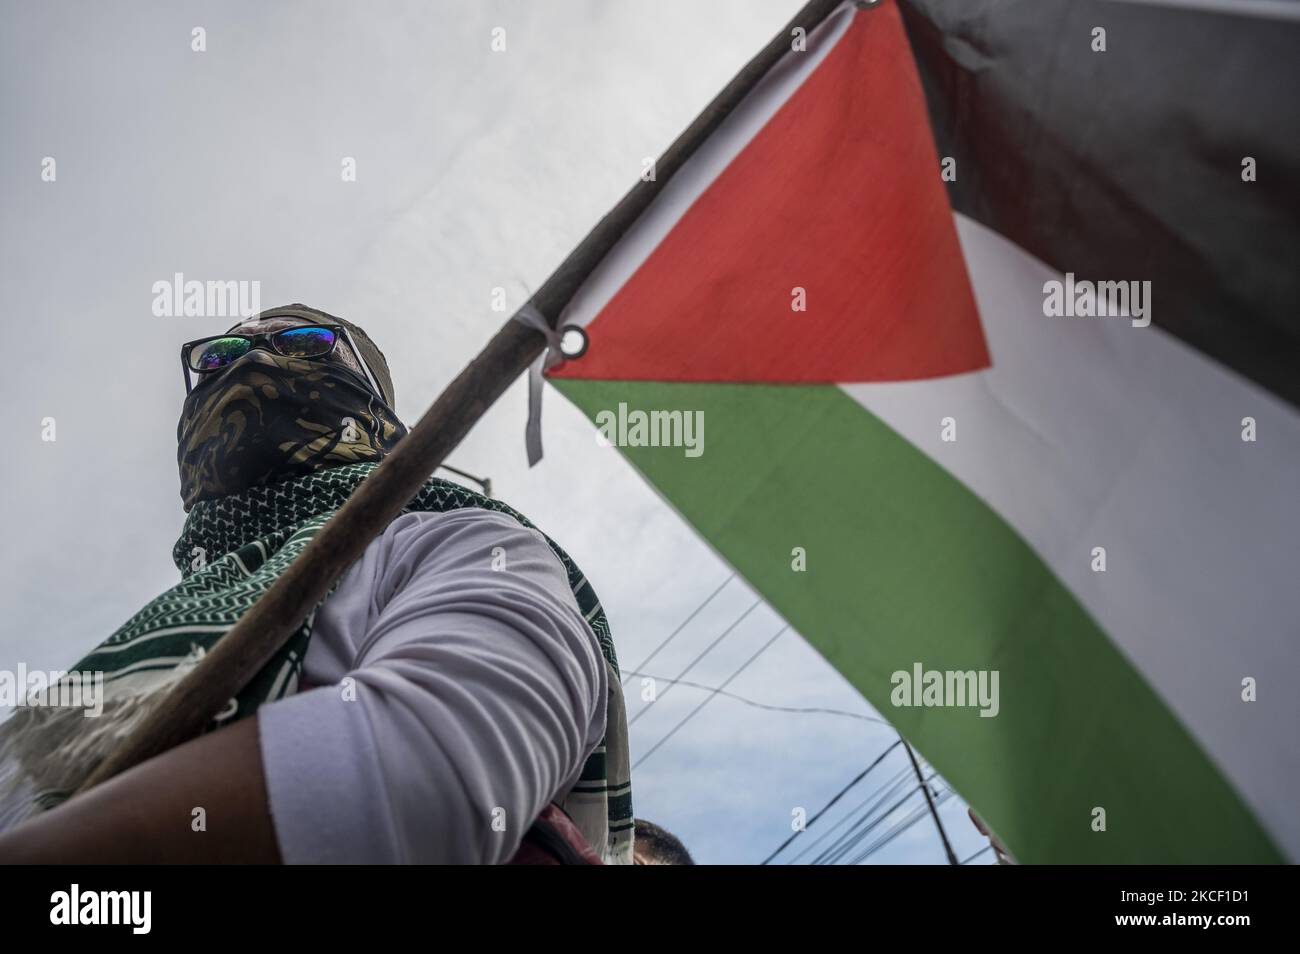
[{"x1": 900, "y1": 0, "x2": 1300, "y2": 406}]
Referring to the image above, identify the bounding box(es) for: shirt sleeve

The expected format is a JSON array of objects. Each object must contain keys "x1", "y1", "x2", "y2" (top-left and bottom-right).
[{"x1": 256, "y1": 509, "x2": 609, "y2": 864}]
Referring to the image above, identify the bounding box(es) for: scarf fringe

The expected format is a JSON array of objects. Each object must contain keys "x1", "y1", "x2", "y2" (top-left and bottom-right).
[{"x1": 0, "y1": 664, "x2": 196, "y2": 830}]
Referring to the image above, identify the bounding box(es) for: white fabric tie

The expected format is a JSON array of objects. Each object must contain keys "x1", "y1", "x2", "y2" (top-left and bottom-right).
[{"x1": 513, "y1": 302, "x2": 583, "y2": 466}]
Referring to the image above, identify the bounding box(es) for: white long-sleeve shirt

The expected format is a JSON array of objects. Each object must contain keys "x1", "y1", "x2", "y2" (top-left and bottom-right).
[{"x1": 257, "y1": 507, "x2": 609, "y2": 864}]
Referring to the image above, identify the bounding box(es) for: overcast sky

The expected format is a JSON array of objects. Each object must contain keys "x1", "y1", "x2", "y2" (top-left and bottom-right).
[{"x1": 0, "y1": 0, "x2": 988, "y2": 864}]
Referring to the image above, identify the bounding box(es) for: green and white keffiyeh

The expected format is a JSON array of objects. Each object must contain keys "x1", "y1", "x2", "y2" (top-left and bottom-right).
[{"x1": 0, "y1": 461, "x2": 633, "y2": 863}]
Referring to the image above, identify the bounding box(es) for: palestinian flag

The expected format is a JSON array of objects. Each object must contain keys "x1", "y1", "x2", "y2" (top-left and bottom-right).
[{"x1": 548, "y1": 0, "x2": 1300, "y2": 863}]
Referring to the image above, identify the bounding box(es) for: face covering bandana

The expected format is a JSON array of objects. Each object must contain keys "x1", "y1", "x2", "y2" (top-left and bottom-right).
[{"x1": 177, "y1": 348, "x2": 408, "y2": 509}]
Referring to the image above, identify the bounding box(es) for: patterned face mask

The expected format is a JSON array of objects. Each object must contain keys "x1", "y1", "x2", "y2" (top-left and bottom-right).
[{"x1": 177, "y1": 348, "x2": 407, "y2": 509}]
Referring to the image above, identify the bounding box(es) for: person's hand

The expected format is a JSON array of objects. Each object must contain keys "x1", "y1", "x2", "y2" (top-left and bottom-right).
[{"x1": 968, "y1": 807, "x2": 1015, "y2": 864}]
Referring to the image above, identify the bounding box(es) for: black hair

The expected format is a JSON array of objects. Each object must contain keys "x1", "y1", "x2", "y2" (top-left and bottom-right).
[{"x1": 633, "y1": 818, "x2": 695, "y2": 865}]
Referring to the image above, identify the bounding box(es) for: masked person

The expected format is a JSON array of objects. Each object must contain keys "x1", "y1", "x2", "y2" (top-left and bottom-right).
[{"x1": 0, "y1": 304, "x2": 633, "y2": 864}]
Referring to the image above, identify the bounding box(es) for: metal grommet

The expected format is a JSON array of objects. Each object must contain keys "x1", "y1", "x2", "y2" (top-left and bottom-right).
[{"x1": 558, "y1": 325, "x2": 589, "y2": 360}]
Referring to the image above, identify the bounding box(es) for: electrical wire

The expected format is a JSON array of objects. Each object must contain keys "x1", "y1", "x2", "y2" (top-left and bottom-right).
[
  {"x1": 626, "y1": 596, "x2": 764, "y2": 727},
  {"x1": 782, "y1": 765, "x2": 914, "y2": 865},
  {"x1": 812, "y1": 773, "x2": 925, "y2": 865},
  {"x1": 623, "y1": 669, "x2": 890, "y2": 726},
  {"x1": 759, "y1": 740, "x2": 903, "y2": 865},
  {"x1": 848, "y1": 786, "x2": 954, "y2": 864},
  {"x1": 632, "y1": 623, "x2": 787, "y2": 769},
  {"x1": 621, "y1": 572, "x2": 736, "y2": 688}
]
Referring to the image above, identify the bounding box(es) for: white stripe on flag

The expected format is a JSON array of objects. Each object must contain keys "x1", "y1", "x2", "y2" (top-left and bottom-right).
[{"x1": 842, "y1": 213, "x2": 1300, "y2": 859}]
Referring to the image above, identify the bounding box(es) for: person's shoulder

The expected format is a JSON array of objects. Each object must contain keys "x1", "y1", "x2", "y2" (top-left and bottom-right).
[
  {"x1": 387, "y1": 506, "x2": 540, "y2": 544},
  {"x1": 362, "y1": 508, "x2": 585, "y2": 626},
  {"x1": 379, "y1": 507, "x2": 560, "y2": 577}
]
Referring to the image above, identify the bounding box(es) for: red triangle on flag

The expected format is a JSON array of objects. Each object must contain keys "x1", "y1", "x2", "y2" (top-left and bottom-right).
[{"x1": 552, "y1": 1, "x2": 988, "y2": 384}]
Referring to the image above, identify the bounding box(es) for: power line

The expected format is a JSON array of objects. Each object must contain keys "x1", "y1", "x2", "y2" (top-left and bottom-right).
[
  {"x1": 632, "y1": 623, "x2": 787, "y2": 769},
  {"x1": 786, "y1": 765, "x2": 913, "y2": 865},
  {"x1": 848, "y1": 786, "x2": 954, "y2": 865},
  {"x1": 623, "y1": 670, "x2": 890, "y2": 726},
  {"x1": 813, "y1": 773, "x2": 925, "y2": 865},
  {"x1": 759, "y1": 740, "x2": 903, "y2": 865},
  {"x1": 960, "y1": 844, "x2": 994, "y2": 865},
  {"x1": 846, "y1": 800, "x2": 935, "y2": 865},
  {"x1": 786, "y1": 758, "x2": 964, "y2": 866},
  {"x1": 902, "y1": 736, "x2": 958, "y2": 865},
  {"x1": 621, "y1": 572, "x2": 735, "y2": 688},
  {"x1": 626, "y1": 596, "x2": 763, "y2": 727},
  {"x1": 625, "y1": 582, "x2": 976, "y2": 866}
]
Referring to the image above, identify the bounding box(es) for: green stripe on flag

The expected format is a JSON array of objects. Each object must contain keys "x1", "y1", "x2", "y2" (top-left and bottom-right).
[{"x1": 554, "y1": 378, "x2": 1281, "y2": 863}]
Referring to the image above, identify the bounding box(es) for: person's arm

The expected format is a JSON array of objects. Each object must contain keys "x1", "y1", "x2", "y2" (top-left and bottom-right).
[
  {"x1": 0, "y1": 509, "x2": 606, "y2": 864},
  {"x1": 257, "y1": 510, "x2": 608, "y2": 864},
  {"x1": 0, "y1": 715, "x2": 280, "y2": 863}
]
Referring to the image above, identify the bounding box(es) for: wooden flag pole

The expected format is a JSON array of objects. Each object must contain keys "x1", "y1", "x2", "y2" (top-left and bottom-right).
[{"x1": 76, "y1": 0, "x2": 849, "y2": 794}]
